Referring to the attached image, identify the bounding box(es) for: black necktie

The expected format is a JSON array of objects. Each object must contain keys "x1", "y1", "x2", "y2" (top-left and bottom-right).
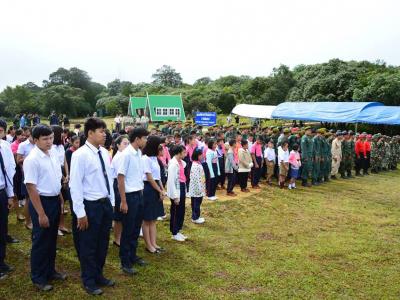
[
  {"x1": 0, "y1": 149, "x2": 8, "y2": 189},
  {"x1": 98, "y1": 150, "x2": 110, "y2": 196}
]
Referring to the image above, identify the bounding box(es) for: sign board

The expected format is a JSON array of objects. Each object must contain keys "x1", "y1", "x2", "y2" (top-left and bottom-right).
[{"x1": 195, "y1": 112, "x2": 217, "y2": 126}]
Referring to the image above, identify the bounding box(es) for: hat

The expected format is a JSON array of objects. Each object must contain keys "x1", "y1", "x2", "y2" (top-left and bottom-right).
[
  {"x1": 348, "y1": 130, "x2": 354, "y2": 135},
  {"x1": 336, "y1": 130, "x2": 342, "y2": 136},
  {"x1": 283, "y1": 128, "x2": 290, "y2": 134},
  {"x1": 291, "y1": 127, "x2": 299, "y2": 133},
  {"x1": 272, "y1": 128, "x2": 279, "y2": 133},
  {"x1": 342, "y1": 130, "x2": 348, "y2": 135},
  {"x1": 304, "y1": 126, "x2": 311, "y2": 131}
]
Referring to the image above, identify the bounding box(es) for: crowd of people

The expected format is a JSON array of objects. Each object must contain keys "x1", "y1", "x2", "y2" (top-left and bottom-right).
[{"x1": 0, "y1": 116, "x2": 399, "y2": 295}]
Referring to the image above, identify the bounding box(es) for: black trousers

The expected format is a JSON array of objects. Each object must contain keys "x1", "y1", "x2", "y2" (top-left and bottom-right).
[
  {"x1": 191, "y1": 197, "x2": 203, "y2": 220},
  {"x1": 119, "y1": 191, "x2": 143, "y2": 268},
  {"x1": 238, "y1": 172, "x2": 249, "y2": 189},
  {"x1": 218, "y1": 157, "x2": 225, "y2": 187},
  {"x1": 29, "y1": 195, "x2": 60, "y2": 285},
  {"x1": 355, "y1": 153, "x2": 366, "y2": 173},
  {"x1": 0, "y1": 190, "x2": 9, "y2": 270},
  {"x1": 78, "y1": 198, "x2": 113, "y2": 288},
  {"x1": 170, "y1": 183, "x2": 186, "y2": 235},
  {"x1": 226, "y1": 172, "x2": 236, "y2": 193}
]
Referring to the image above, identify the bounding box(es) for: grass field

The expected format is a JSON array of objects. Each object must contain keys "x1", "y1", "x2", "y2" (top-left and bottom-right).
[{"x1": 1, "y1": 171, "x2": 400, "y2": 299}]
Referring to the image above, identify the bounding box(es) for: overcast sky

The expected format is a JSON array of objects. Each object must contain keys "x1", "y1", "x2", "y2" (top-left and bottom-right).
[{"x1": 0, "y1": 0, "x2": 399, "y2": 90}]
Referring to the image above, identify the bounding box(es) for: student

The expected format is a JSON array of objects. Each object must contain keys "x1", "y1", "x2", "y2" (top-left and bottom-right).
[
  {"x1": 264, "y1": 140, "x2": 276, "y2": 186},
  {"x1": 110, "y1": 135, "x2": 129, "y2": 247},
  {"x1": 0, "y1": 119, "x2": 16, "y2": 280},
  {"x1": 288, "y1": 144, "x2": 301, "y2": 189},
  {"x1": 216, "y1": 138, "x2": 226, "y2": 189},
  {"x1": 205, "y1": 140, "x2": 220, "y2": 201},
  {"x1": 278, "y1": 141, "x2": 290, "y2": 188},
  {"x1": 238, "y1": 140, "x2": 253, "y2": 192},
  {"x1": 250, "y1": 136, "x2": 263, "y2": 189},
  {"x1": 117, "y1": 127, "x2": 149, "y2": 276},
  {"x1": 141, "y1": 135, "x2": 165, "y2": 253},
  {"x1": 23, "y1": 124, "x2": 66, "y2": 291},
  {"x1": 16, "y1": 127, "x2": 35, "y2": 230},
  {"x1": 225, "y1": 139, "x2": 238, "y2": 196},
  {"x1": 188, "y1": 149, "x2": 206, "y2": 224},
  {"x1": 6, "y1": 126, "x2": 16, "y2": 143},
  {"x1": 69, "y1": 118, "x2": 115, "y2": 295},
  {"x1": 51, "y1": 125, "x2": 70, "y2": 236},
  {"x1": 167, "y1": 145, "x2": 187, "y2": 242}
]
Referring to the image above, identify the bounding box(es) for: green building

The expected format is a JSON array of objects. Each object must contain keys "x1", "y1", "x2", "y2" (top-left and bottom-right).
[{"x1": 128, "y1": 94, "x2": 186, "y2": 122}]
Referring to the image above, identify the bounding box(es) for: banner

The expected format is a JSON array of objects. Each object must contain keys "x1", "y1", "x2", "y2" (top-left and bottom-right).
[{"x1": 195, "y1": 112, "x2": 217, "y2": 126}]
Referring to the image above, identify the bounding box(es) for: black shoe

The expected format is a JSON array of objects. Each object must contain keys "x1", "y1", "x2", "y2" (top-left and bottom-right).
[
  {"x1": 301, "y1": 180, "x2": 307, "y2": 187},
  {"x1": 146, "y1": 248, "x2": 161, "y2": 254},
  {"x1": 6, "y1": 235, "x2": 20, "y2": 244},
  {"x1": 96, "y1": 277, "x2": 115, "y2": 287},
  {"x1": 50, "y1": 272, "x2": 67, "y2": 281},
  {"x1": 121, "y1": 266, "x2": 137, "y2": 276},
  {"x1": 331, "y1": 175, "x2": 337, "y2": 180},
  {"x1": 364, "y1": 172, "x2": 369, "y2": 175},
  {"x1": 134, "y1": 257, "x2": 147, "y2": 266},
  {"x1": 0, "y1": 272, "x2": 8, "y2": 280},
  {"x1": 84, "y1": 285, "x2": 103, "y2": 295},
  {"x1": 34, "y1": 283, "x2": 53, "y2": 292},
  {"x1": 155, "y1": 247, "x2": 166, "y2": 252},
  {"x1": 113, "y1": 241, "x2": 120, "y2": 247},
  {"x1": 0, "y1": 264, "x2": 14, "y2": 273}
]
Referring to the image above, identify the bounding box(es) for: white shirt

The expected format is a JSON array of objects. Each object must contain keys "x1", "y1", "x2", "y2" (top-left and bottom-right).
[
  {"x1": 114, "y1": 116, "x2": 121, "y2": 124},
  {"x1": 6, "y1": 134, "x2": 14, "y2": 144},
  {"x1": 118, "y1": 144, "x2": 144, "y2": 193},
  {"x1": 142, "y1": 155, "x2": 161, "y2": 181},
  {"x1": 69, "y1": 141, "x2": 115, "y2": 218},
  {"x1": 111, "y1": 151, "x2": 124, "y2": 179},
  {"x1": 52, "y1": 144, "x2": 65, "y2": 167},
  {"x1": 0, "y1": 140, "x2": 16, "y2": 197},
  {"x1": 278, "y1": 146, "x2": 289, "y2": 163},
  {"x1": 23, "y1": 146, "x2": 62, "y2": 197},
  {"x1": 264, "y1": 147, "x2": 276, "y2": 161},
  {"x1": 17, "y1": 139, "x2": 35, "y2": 158}
]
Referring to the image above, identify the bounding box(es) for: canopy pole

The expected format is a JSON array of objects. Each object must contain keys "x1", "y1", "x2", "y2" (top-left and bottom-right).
[{"x1": 355, "y1": 122, "x2": 358, "y2": 134}]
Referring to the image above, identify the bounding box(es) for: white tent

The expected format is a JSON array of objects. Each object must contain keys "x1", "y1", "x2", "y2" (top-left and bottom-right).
[{"x1": 231, "y1": 104, "x2": 277, "y2": 119}]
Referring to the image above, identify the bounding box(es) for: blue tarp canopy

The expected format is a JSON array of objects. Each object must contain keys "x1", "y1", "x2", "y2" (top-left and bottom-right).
[
  {"x1": 271, "y1": 102, "x2": 384, "y2": 123},
  {"x1": 356, "y1": 105, "x2": 400, "y2": 125}
]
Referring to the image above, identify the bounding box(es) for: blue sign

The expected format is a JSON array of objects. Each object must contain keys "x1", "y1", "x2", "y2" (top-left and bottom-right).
[{"x1": 195, "y1": 112, "x2": 217, "y2": 126}]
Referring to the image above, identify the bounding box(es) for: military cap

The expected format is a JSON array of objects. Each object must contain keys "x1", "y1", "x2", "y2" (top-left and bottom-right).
[
  {"x1": 342, "y1": 130, "x2": 348, "y2": 135},
  {"x1": 304, "y1": 126, "x2": 311, "y2": 131},
  {"x1": 272, "y1": 128, "x2": 279, "y2": 133},
  {"x1": 336, "y1": 130, "x2": 342, "y2": 136},
  {"x1": 283, "y1": 128, "x2": 290, "y2": 134},
  {"x1": 329, "y1": 129, "x2": 335, "y2": 133},
  {"x1": 348, "y1": 130, "x2": 354, "y2": 135}
]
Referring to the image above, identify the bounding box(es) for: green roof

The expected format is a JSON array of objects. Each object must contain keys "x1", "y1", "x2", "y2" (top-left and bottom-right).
[{"x1": 128, "y1": 95, "x2": 186, "y2": 122}]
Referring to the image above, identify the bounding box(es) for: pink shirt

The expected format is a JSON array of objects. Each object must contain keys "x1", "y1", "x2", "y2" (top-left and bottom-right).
[
  {"x1": 233, "y1": 144, "x2": 242, "y2": 163},
  {"x1": 288, "y1": 150, "x2": 301, "y2": 169},
  {"x1": 159, "y1": 145, "x2": 171, "y2": 166},
  {"x1": 11, "y1": 140, "x2": 20, "y2": 154},
  {"x1": 250, "y1": 142, "x2": 262, "y2": 157},
  {"x1": 178, "y1": 160, "x2": 186, "y2": 183},
  {"x1": 186, "y1": 144, "x2": 196, "y2": 162}
]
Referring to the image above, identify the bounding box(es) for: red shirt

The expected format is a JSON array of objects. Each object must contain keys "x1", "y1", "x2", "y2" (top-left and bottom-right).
[{"x1": 355, "y1": 140, "x2": 366, "y2": 157}]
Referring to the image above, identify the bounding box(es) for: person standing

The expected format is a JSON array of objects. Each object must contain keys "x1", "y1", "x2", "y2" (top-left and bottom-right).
[
  {"x1": 238, "y1": 140, "x2": 253, "y2": 192},
  {"x1": 114, "y1": 115, "x2": 121, "y2": 132},
  {"x1": 250, "y1": 136, "x2": 263, "y2": 189},
  {"x1": 69, "y1": 118, "x2": 115, "y2": 295},
  {"x1": 301, "y1": 127, "x2": 314, "y2": 187},
  {"x1": 167, "y1": 145, "x2": 187, "y2": 242},
  {"x1": 0, "y1": 119, "x2": 16, "y2": 280},
  {"x1": 188, "y1": 149, "x2": 206, "y2": 224},
  {"x1": 141, "y1": 135, "x2": 165, "y2": 253},
  {"x1": 225, "y1": 140, "x2": 238, "y2": 196},
  {"x1": 24, "y1": 124, "x2": 66, "y2": 291},
  {"x1": 330, "y1": 131, "x2": 343, "y2": 179},
  {"x1": 117, "y1": 128, "x2": 149, "y2": 275}
]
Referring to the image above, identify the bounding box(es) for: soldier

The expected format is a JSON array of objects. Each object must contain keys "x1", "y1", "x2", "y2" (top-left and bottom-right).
[
  {"x1": 382, "y1": 136, "x2": 391, "y2": 171},
  {"x1": 312, "y1": 128, "x2": 323, "y2": 185},
  {"x1": 277, "y1": 128, "x2": 290, "y2": 147},
  {"x1": 288, "y1": 128, "x2": 300, "y2": 151},
  {"x1": 339, "y1": 131, "x2": 353, "y2": 179},
  {"x1": 300, "y1": 127, "x2": 314, "y2": 187},
  {"x1": 370, "y1": 134, "x2": 380, "y2": 173},
  {"x1": 321, "y1": 131, "x2": 331, "y2": 182}
]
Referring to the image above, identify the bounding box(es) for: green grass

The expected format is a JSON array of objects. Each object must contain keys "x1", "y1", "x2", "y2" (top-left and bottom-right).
[{"x1": 1, "y1": 171, "x2": 400, "y2": 299}]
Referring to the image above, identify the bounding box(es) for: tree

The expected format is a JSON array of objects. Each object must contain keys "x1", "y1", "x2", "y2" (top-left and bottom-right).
[
  {"x1": 96, "y1": 94, "x2": 129, "y2": 116},
  {"x1": 194, "y1": 77, "x2": 213, "y2": 86},
  {"x1": 152, "y1": 65, "x2": 183, "y2": 87},
  {"x1": 0, "y1": 85, "x2": 36, "y2": 116},
  {"x1": 39, "y1": 85, "x2": 90, "y2": 117}
]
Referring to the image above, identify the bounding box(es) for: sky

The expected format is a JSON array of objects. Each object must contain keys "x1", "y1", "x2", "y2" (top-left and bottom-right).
[{"x1": 0, "y1": 0, "x2": 399, "y2": 90}]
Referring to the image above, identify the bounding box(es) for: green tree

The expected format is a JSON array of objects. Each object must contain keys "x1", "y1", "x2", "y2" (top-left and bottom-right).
[
  {"x1": 0, "y1": 85, "x2": 36, "y2": 116},
  {"x1": 152, "y1": 65, "x2": 183, "y2": 88}
]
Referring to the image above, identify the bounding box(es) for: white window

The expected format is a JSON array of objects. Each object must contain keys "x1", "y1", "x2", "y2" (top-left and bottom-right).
[
  {"x1": 156, "y1": 108, "x2": 162, "y2": 116},
  {"x1": 162, "y1": 108, "x2": 168, "y2": 115},
  {"x1": 175, "y1": 108, "x2": 180, "y2": 116},
  {"x1": 169, "y1": 108, "x2": 175, "y2": 115}
]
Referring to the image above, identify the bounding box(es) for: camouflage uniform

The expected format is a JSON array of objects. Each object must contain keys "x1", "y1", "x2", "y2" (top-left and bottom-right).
[
  {"x1": 370, "y1": 135, "x2": 380, "y2": 173},
  {"x1": 312, "y1": 133, "x2": 323, "y2": 184},
  {"x1": 301, "y1": 131, "x2": 314, "y2": 186}
]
